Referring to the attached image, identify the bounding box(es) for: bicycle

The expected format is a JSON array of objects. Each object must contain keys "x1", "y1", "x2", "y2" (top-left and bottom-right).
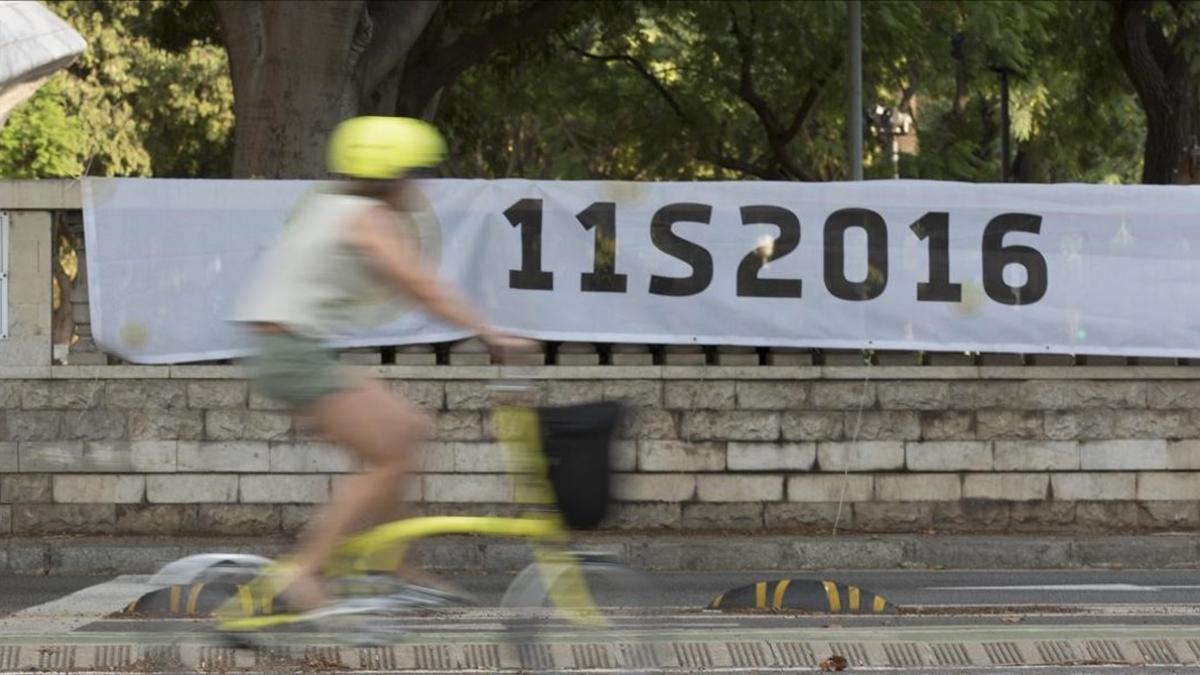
[{"x1": 153, "y1": 381, "x2": 657, "y2": 658}]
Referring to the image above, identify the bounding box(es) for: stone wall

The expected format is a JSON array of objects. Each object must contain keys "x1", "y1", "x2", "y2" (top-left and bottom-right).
[{"x1": 2, "y1": 365, "x2": 1199, "y2": 536}]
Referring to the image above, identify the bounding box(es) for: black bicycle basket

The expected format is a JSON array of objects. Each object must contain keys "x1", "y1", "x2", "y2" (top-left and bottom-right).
[{"x1": 537, "y1": 401, "x2": 625, "y2": 529}]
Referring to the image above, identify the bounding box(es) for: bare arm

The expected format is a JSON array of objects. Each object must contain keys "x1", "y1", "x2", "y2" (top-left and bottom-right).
[{"x1": 347, "y1": 205, "x2": 494, "y2": 338}]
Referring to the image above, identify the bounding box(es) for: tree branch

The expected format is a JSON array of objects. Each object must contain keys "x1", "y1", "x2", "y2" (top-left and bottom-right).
[
  {"x1": 728, "y1": 8, "x2": 786, "y2": 138},
  {"x1": 357, "y1": 1, "x2": 440, "y2": 95},
  {"x1": 1111, "y1": 0, "x2": 1172, "y2": 115},
  {"x1": 412, "y1": 1, "x2": 571, "y2": 96},
  {"x1": 569, "y1": 46, "x2": 691, "y2": 122}
]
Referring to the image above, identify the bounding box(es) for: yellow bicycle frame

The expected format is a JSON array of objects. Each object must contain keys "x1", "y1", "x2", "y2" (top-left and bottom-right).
[{"x1": 218, "y1": 401, "x2": 605, "y2": 630}]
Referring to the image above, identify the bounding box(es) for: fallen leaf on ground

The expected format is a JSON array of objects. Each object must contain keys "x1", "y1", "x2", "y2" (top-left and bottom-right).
[
  {"x1": 819, "y1": 654, "x2": 849, "y2": 671},
  {"x1": 1001, "y1": 615, "x2": 1023, "y2": 623}
]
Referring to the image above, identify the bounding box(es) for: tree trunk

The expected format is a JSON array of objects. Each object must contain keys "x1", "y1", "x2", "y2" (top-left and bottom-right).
[
  {"x1": 216, "y1": 1, "x2": 366, "y2": 178},
  {"x1": 1110, "y1": 0, "x2": 1200, "y2": 184}
]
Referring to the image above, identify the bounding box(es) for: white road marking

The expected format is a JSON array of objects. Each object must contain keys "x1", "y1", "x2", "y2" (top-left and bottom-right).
[{"x1": 0, "y1": 575, "x2": 153, "y2": 635}]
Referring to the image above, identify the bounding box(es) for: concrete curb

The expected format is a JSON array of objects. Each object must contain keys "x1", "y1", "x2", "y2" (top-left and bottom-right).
[{"x1": 5, "y1": 534, "x2": 1200, "y2": 575}]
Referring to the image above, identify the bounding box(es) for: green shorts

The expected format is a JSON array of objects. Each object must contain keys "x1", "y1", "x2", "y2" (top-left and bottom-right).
[{"x1": 248, "y1": 332, "x2": 351, "y2": 409}]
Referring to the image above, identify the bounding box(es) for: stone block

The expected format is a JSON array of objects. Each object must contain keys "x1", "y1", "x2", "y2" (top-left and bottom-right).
[
  {"x1": 1168, "y1": 440, "x2": 1200, "y2": 469},
  {"x1": 612, "y1": 474, "x2": 695, "y2": 502},
  {"x1": 1138, "y1": 501, "x2": 1200, "y2": 529},
  {"x1": 1051, "y1": 472, "x2": 1135, "y2": 500},
  {"x1": 205, "y1": 410, "x2": 291, "y2": 441},
  {"x1": 905, "y1": 441, "x2": 992, "y2": 471},
  {"x1": 0, "y1": 505, "x2": 9, "y2": 534},
  {"x1": 1080, "y1": 439, "x2": 1169, "y2": 470},
  {"x1": 994, "y1": 441, "x2": 1079, "y2": 471},
  {"x1": 0, "y1": 383, "x2": 19, "y2": 408},
  {"x1": 18, "y1": 441, "x2": 81, "y2": 471},
  {"x1": 129, "y1": 409, "x2": 204, "y2": 440},
  {"x1": 61, "y1": 410, "x2": 127, "y2": 441},
  {"x1": 910, "y1": 537, "x2": 1071, "y2": 568},
  {"x1": 444, "y1": 382, "x2": 491, "y2": 410},
  {"x1": 269, "y1": 442, "x2": 354, "y2": 473},
  {"x1": 186, "y1": 382, "x2": 248, "y2": 408},
  {"x1": 682, "y1": 503, "x2": 763, "y2": 528},
  {"x1": 12, "y1": 504, "x2": 115, "y2": 534},
  {"x1": 281, "y1": 504, "x2": 316, "y2": 533},
  {"x1": 22, "y1": 441, "x2": 176, "y2": 473},
  {"x1": 6, "y1": 411, "x2": 63, "y2": 440},
  {"x1": 1, "y1": 474, "x2": 50, "y2": 502},
  {"x1": 196, "y1": 504, "x2": 281, "y2": 535},
  {"x1": 147, "y1": 474, "x2": 239, "y2": 503},
  {"x1": 21, "y1": 381, "x2": 103, "y2": 409},
  {"x1": 1074, "y1": 502, "x2": 1140, "y2": 530},
  {"x1": 946, "y1": 381, "x2": 1022, "y2": 410},
  {"x1": 876, "y1": 474, "x2": 962, "y2": 501},
  {"x1": 619, "y1": 410, "x2": 678, "y2": 440},
  {"x1": 848, "y1": 411, "x2": 921, "y2": 440},
  {"x1": 1148, "y1": 382, "x2": 1200, "y2": 409},
  {"x1": 0, "y1": 442, "x2": 13, "y2": 472},
  {"x1": 736, "y1": 381, "x2": 807, "y2": 410},
  {"x1": 853, "y1": 502, "x2": 934, "y2": 530},
  {"x1": 639, "y1": 440, "x2": 725, "y2": 471},
  {"x1": 247, "y1": 389, "x2": 289, "y2": 410},
  {"x1": 963, "y1": 473, "x2": 1049, "y2": 501},
  {"x1": 115, "y1": 504, "x2": 199, "y2": 534},
  {"x1": 664, "y1": 381, "x2": 736, "y2": 410},
  {"x1": 611, "y1": 440, "x2": 636, "y2": 471},
  {"x1": 434, "y1": 411, "x2": 483, "y2": 441},
  {"x1": 817, "y1": 441, "x2": 904, "y2": 471},
  {"x1": 931, "y1": 501, "x2": 1011, "y2": 531},
  {"x1": 422, "y1": 473, "x2": 512, "y2": 502},
  {"x1": 975, "y1": 410, "x2": 1042, "y2": 439},
  {"x1": 544, "y1": 380, "x2": 603, "y2": 406},
  {"x1": 240, "y1": 475, "x2": 330, "y2": 503},
  {"x1": 603, "y1": 380, "x2": 662, "y2": 407},
  {"x1": 1111, "y1": 410, "x2": 1197, "y2": 439},
  {"x1": 919, "y1": 412, "x2": 975, "y2": 440},
  {"x1": 696, "y1": 475, "x2": 783, "y2": 502},
  {"x1": 417, "y1": 442, "x2": 458, "y2": 472},
  {"x1": 391, "y1": 380, "x2": 445, "y2": 410},
  {"x1": 1137, "y1": 472, "x2": 1200, "y2": 501},
  {"x1": 1019, "y1": 381, "x2": 1145, "y2": 409},
  {"x1": 52, "y1": 474, "x2": 144, "y2": 503},
  {"x1": 727, "y1": 442, "x2": 816, "y2": 471},
  {"x1": 1044, "y1": 410, "x2": 1117, "y2": 441},
  {"x1": 1009, "y1": 501, "x2": 1076, "y2": 530},
  {"x1": 680, "y1": 411, "x2": 779, "y2": 441},
  {"x1": 602, "y1": 503, "x2": 681, "y2": 529},
  {"x1": 178, "y1": 441, "x2": 269, "y2": 472},
  {"x1": 764, "y1": 503, "x2": 845, "y2": 529},
  {"x1": 105, "y1": 381, "x2": 187, "y2": 408},
  {"x1": 876, "y1": 382, "x2": 950, "y2": 410},
  {"x1": 780, "y1": 412, "x2": 844, "y2": 441},
  {"x1": 786, "y1": 474, "x2": 873, "y2": 502},
  {"x1": 449, "y1": 442, "x2": 506, "y2": 473},
  {"x1": 808, "y1": 382, "x2": 876, "y2": 409}
]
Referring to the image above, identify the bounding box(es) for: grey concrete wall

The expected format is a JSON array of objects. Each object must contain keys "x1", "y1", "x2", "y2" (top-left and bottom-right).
[{"x1": 2, "y1": 366, "x2": 1200, "y2": 536}]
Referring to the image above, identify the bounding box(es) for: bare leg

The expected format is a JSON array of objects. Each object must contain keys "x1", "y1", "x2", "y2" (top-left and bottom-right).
[{"x1": 281, "y1": 379, "x2": 430, "y2": 608}]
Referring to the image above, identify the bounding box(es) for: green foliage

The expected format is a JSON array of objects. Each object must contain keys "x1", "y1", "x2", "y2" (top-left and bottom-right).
[
  {"x1": 0, "y1": 76, "x2": 84, "y2": 178},
  {"x1": 440, "y1": 0, "x2": 1147, "y2": 184},
  {"x1": 0, "y1": 0, "x2": 232, "y2": 178}
]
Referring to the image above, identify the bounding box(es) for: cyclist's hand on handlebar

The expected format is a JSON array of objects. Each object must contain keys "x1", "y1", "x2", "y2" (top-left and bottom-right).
[{"x1": 479, "y1": 330, "x2": 539, "y2": 362}]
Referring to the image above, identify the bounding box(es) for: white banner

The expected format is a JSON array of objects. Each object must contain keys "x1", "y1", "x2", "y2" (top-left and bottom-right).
[{"x1": 82, "y1": 178, "x2": 1200, "y2": 364}]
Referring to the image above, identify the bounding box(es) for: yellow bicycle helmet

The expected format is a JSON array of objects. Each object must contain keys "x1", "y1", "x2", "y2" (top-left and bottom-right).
[{"x1": 327, "y1": 116, "x2": 446, "y2": 179}]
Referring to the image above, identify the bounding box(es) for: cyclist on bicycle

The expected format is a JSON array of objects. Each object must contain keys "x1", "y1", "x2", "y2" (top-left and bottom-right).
[{"x1": 231, "y1": 116, "x2": 531, "y2": 613}]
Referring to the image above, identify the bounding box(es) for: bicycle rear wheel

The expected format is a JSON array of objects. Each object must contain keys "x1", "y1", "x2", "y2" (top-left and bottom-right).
[{"x1": 500, "y1": 550, "x2": 665, "y2": 674}]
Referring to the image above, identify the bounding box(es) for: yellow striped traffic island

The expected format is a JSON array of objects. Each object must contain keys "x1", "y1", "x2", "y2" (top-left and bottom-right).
[{"x1": 706, "y1": 579, "x2": 893, "y2": 614}]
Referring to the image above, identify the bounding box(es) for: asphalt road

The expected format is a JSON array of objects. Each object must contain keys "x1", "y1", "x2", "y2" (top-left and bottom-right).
[{"x1": 8, "y1": 568, "x2": 1200, "y2": 615}]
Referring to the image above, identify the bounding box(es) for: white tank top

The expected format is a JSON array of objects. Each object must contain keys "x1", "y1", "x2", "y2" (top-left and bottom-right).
[{"x1": 230, "y1": 191, "x2": 410, "y2": 338}]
